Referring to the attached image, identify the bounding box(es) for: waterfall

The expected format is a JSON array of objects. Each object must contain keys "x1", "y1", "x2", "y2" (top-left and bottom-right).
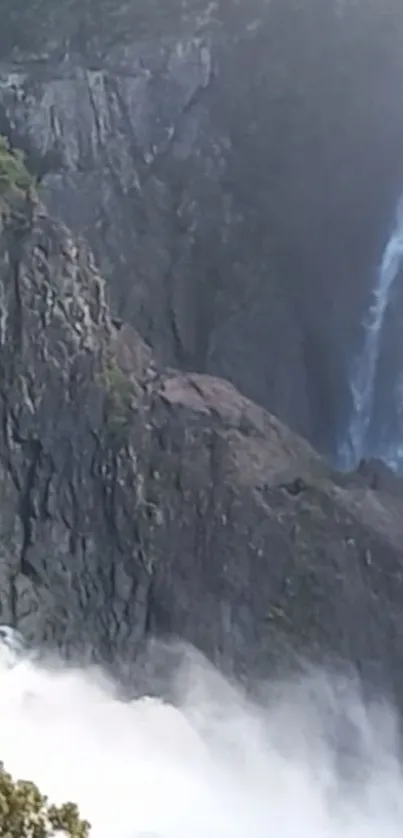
[
  {"x1": 339, "y1": 196, "x2": 403, "y2": 470},
  {"x1": 2, "y1": 636, "x2": 403, "y2": 838}
]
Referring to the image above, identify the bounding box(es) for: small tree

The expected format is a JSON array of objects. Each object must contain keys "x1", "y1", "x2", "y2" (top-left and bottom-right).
[{"x1": 0, "y1": 763, "x2": 90, "y2": 838}]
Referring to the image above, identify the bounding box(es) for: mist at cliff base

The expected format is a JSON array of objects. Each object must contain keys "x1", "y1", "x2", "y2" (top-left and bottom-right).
[{"x1": 0, "y1": 641, "x2": 403, "y2": 838}]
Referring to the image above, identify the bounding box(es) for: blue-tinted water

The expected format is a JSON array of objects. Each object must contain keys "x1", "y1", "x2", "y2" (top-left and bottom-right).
[{"x1": 338, "y1": 197, "x2": 403, "y2": 472}]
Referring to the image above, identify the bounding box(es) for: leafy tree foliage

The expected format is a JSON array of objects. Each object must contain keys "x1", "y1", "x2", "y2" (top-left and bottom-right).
[{"x1": 0, "y1": 763, "x2": 90, "y2": 838}]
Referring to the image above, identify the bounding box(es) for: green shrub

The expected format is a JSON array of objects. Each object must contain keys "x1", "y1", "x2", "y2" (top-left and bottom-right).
[
  {"x1": 0, "y1": 763, "x2": 90, "y2": 838},
  {"x1": 0, "y1": 136, "x2": 33, "y2": 198}
]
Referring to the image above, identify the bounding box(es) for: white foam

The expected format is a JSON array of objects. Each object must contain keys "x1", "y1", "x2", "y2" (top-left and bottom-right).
[{"x1": 0, "y1": 636, "x2": 402, "y2": 838}]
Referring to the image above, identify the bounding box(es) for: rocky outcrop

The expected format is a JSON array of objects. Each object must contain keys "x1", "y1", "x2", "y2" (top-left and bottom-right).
[
  {"x1": 1, "y1": 0, "x2": 403, "y2": 458},
  {"x1": 2, "y1": 184, "x2": 403, "y2": 707}
]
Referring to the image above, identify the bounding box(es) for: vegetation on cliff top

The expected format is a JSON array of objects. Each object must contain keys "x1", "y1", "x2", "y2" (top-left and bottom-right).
[{"x1": 0, "y1": 763, "x2": 90, "y2": 838}]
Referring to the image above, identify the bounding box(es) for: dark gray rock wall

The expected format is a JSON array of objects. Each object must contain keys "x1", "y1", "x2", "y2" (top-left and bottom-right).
[
  {"x1": 1, "y1": 193, "x2": 403, "y2": 709},
  {"x1": 1, "y1": 0, "x2": 403, "y2": 456}
]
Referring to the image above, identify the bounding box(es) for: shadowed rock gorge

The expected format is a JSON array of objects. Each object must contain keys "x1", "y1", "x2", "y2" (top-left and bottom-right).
[
  {"x1": 1, "y1": 0, "x2": 403, "y2": 711},
  {"x1": 2, "y1": 0, "x2": 403, "y2": 457}
]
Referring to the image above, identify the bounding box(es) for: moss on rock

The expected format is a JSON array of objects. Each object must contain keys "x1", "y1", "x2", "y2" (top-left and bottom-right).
[
  {"x1": 0, "y1": 137, "x2": 34, "y2": 200},
  {"x1": 100, "y1": 355, "x2": 134, "y2": 443}
]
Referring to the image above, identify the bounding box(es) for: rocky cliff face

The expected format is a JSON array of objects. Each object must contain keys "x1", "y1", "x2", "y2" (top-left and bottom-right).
[
  {"x1": 1, "y1": 0, "x2": 403, "y2": 457},
  {"x1": 2, "y1": 174, "x2": 403, "y2": 708}
]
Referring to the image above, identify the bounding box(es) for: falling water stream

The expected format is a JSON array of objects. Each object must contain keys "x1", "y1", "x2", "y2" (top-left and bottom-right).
[{"x1": 340, "y1": 196, "x2": 403, "y2": 470}]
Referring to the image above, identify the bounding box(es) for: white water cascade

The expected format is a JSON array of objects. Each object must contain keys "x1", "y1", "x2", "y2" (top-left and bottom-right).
[
  {"x1": 2, "y1": 629, "x2": 403, "y2": 838},
  {"x1": 341, "y1": 196, "x2": 403, "y2": 470}
]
